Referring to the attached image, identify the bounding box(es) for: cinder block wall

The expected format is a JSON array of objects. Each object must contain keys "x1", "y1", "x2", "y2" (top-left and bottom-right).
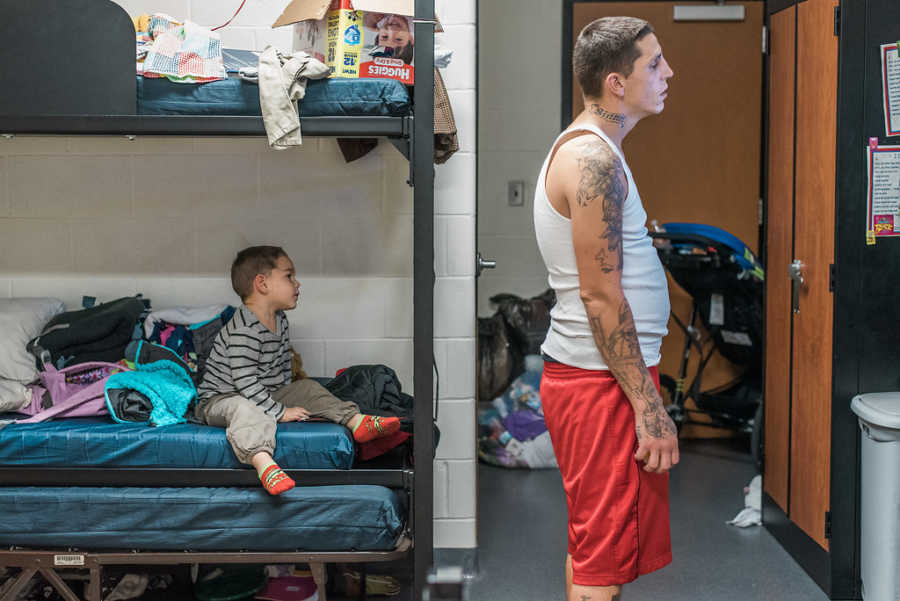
[{"x1": 0, "y1": 0, "x2": 476, "y2": 549}]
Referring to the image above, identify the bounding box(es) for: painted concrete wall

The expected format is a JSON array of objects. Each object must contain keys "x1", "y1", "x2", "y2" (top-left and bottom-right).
[{"x1": 477, "y1": 0, "x2": 561, "y2": 316}]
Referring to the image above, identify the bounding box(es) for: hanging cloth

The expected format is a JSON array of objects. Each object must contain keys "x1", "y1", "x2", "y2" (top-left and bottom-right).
[{"x1": 258, "y1": 47, "x2": 329, "y2": 149}]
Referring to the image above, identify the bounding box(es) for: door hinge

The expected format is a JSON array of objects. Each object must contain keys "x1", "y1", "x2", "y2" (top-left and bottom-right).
[
  {"x1": 829, "y1": 264, "x2": 836, "y2": 292},
  {"x1": 762, "y1": 25, "x2": 768, "y2": 55},
  {"x1": 825, "y1": 511, "x2": 832, "y2": 539},
  {"x1": 833, "y1": 6, "x2": 840, "y2": 36}
]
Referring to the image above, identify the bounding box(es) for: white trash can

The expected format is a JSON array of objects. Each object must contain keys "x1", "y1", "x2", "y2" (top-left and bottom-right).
[{"x1": 851, "y1": 392, "x2": 900, "y2": 601}]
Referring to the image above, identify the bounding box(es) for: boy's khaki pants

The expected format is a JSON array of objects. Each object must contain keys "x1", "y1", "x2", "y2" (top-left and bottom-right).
[{"x1": 196, "y1": 379, "x2": 360, "y2": 465}]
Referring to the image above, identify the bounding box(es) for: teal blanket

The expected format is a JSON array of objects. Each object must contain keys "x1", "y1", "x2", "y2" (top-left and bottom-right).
[{"x1": 105, "y1": 360, "x2": 196, "y2": 427}]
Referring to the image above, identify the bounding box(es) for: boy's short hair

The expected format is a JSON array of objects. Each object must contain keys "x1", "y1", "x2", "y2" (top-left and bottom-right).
[
  {"x1": 231, "y1": 246, "x2": 287, "y2": 301},
  {"x1": 573, "y1": 16, "x2": 654, "y2": 100}
]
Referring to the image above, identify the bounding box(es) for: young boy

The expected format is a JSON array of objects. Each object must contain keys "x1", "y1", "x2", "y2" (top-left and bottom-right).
[{"x1": 196, "y1": 246, "x2": 401, "y2": 495}]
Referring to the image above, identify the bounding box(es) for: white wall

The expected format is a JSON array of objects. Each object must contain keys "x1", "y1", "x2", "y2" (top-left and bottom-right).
[
  {"x1": 0, "y1": 0, "x2": 476, "y2": 549},
  {"x1": 477, "y1": 0, "x2": 561, "y2": 317}
]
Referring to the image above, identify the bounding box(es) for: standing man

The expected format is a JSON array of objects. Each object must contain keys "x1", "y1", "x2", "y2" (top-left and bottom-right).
[{"x1": 533, "y1": 17, "x2": 678, "y2": 601}]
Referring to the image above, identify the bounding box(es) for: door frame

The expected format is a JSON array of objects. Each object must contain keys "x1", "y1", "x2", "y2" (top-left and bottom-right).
[
  {"x1": 762, "y1": 0, "x2": 863, "y2": 599},
  {"x1": 760, "y1": 1, "x2": 833, "y2": 595}
]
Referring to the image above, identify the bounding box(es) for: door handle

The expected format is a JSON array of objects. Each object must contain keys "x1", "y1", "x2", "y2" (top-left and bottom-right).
[
  {"x1": 476, "y1": 252, "x2": 497, "y2": 277},
  {"x1": 789, "y1": 260, "x2": 805, "y2": 313}
]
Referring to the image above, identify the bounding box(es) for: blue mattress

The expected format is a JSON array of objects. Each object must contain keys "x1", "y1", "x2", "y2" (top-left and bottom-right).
[
  {"x1": 0, "y1": 485, "x2": 405, "y2": 551},
  {"x1": 138, "y1": 76, "x2": 411, "y2": 117},
  {"x1": 0, "y1": 418, "x2": 353, "y2": 469}
]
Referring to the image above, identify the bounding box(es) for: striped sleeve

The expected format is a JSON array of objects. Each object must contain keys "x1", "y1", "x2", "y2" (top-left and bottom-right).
[{"x1": 227, "y1": 326, "x2": 285, "y2": 419}]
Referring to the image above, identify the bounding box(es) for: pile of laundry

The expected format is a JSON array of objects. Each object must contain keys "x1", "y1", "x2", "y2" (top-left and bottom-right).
[
  {"x1": 478, "y1": 356, "x2": 557, "y2": 469},
  {"x1": 0, "y1": 295, "x2": 236, "y2": 428}
]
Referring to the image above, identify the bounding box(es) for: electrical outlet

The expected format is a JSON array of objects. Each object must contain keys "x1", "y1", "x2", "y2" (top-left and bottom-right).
[{"x1": 508, "y1": 181, "x2": 525, "y2": 206}]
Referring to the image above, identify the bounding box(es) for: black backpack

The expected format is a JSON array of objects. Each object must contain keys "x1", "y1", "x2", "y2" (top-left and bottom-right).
[{"x1": 27, "y1": 296, "x2": 148, "y2": 369}]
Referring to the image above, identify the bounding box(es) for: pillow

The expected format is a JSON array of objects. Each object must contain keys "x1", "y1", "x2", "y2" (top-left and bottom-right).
[
  {"x1": 0, "y1": 298, "x2": 66, "y2": 382},
  {"x1": 0, "y1": 378, "x2": 29, "y2": 413}
]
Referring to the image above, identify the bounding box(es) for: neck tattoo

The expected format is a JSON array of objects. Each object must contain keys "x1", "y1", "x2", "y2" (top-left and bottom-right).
[{"x1": 589, "y1": 104, "x2": 626, "y2": 128}]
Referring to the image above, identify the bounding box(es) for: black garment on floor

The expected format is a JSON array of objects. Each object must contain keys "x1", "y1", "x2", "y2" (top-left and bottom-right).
[{"x1": 27, "y1": 296, "x2": 147, "y2": 369}]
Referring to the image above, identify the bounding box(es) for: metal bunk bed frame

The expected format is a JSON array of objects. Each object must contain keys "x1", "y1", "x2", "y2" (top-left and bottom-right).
[{"x1": 0, "y1": 0, "x2": 435, "y2": 599}]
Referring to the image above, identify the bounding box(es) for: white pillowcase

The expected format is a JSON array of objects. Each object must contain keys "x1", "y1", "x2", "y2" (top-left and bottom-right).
[
  {"x1": 0, "y1": 298, "x2": 66, "y2": 383},
  {"x1": 0, "y1": 378, "x2": 29, "y2": 413}
]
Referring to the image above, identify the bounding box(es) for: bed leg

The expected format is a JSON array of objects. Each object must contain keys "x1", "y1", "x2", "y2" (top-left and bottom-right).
[
  {"x1": 37, "y1": 568, "x2": 80, "y2": 601},
  {"x1": 359, "y1": 564, "x2": 367, "y2": 601},
  {"x1": 0, "y1": 568, "x2": 37, "y2": 601},
  {"x1": 86, "y1": 567, "x2": 102, "y2": 601},
  {"x1": 309, "y1": 563, "x2": 326, "y2": 601}
]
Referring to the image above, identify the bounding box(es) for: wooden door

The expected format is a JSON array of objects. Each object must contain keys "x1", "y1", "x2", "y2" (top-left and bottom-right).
[
  {"x1": 571, "y1": 3, "x2": 764, "y2": 436},
  {"x1": 763, "y1": 5, "x2": 795, "y2": 514},
  {"x1": 789, "y1": 0, "x2": 838, "y2": 550}
]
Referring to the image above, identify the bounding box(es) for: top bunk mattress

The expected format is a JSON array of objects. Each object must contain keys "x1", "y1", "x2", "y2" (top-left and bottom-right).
[
  {"x1": 138, "y1": 76, "x2": 411, "y2": 117},
  {"x1": 0, "y1": 418, "x2": 354, "y2": 469}
]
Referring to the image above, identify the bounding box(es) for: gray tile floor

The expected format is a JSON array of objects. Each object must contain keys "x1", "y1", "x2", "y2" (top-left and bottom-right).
[{"x1": 468, "y1": 439, "x2": 830, "y2": 601}]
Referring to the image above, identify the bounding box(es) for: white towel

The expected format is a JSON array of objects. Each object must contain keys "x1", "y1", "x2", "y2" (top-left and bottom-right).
[{"x1": 727, "y1": 474, "x2": 762, "y2": 527}]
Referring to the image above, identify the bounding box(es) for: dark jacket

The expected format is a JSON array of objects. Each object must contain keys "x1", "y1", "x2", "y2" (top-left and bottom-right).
[{"x1": 325, "y1": 364, "x2": 414, "y2": 419}]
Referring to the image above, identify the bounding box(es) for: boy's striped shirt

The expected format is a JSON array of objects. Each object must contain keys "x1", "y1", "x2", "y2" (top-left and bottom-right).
[{"x1": 197, "y1": 305, "x2": 291, "y2": 419}]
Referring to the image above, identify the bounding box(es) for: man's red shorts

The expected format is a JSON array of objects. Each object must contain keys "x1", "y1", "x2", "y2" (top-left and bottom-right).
[{"x1": 540, "y1": 361, "x2": 672, "y2": 586}]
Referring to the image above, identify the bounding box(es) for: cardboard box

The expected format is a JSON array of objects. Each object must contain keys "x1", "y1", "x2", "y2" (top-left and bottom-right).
[{"x1": 273, "y1": 0, "x2": 440, "y2": 85}]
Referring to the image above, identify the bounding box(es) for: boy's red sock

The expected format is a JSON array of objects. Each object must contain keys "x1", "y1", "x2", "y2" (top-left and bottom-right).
[
  {"x1": 352, "y1": 415, "x2": 402, "y2": 444},
  {"x1": 260, "y1": 464, "x2": 295, "y2": 495}
]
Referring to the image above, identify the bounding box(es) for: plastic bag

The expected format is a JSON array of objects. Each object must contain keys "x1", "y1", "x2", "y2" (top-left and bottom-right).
[
  {"x1": 488, "y1": 289, "x2": 555, "y2": 356},
  {"x1": 477, "y1": 313, "x2": 522, "y2": 401}
]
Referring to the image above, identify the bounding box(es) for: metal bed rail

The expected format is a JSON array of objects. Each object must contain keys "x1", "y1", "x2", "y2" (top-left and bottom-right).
[
  {"x1": 0, "y1": 467, "x2": 414, "y2": 488},
  {"x1": 0, "y1": 539, "x2": 412, "y2": 601},
  {"x1": 0, "y1": 115, "x2": 410, "y2": 139}
]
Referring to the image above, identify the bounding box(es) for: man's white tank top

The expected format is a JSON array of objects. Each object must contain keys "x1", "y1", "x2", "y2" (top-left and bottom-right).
[{"x1": 533, "y1": 123, "x2": 670, "y2": 370}]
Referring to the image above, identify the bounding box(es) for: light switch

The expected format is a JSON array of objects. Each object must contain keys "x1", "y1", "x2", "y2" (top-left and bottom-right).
[{"x1": 508, "y1": 181, "x2": 525, "y2": 206}]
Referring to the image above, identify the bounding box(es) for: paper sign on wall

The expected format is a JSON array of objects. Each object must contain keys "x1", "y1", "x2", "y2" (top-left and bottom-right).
[
  {"x1": 881, "y1": 43, "x2": 900, "y2": 137},
  {"x1": 866, "y1": 142, "x2": 900, "y2": 239}
]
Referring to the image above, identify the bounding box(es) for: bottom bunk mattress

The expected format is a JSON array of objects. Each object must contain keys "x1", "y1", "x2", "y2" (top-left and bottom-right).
[
  {"x1": 0, "y1": 485, "x2": 406, "y2": 551},
  {"x1": 0, "y1": 418, "x2": 354, "y2": 469}
]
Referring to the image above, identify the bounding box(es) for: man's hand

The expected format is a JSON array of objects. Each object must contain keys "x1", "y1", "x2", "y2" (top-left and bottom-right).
[
  {"x1": 279, "y1": 407, "x2": 311, "y2": 423},
  {"x1": 634, "y1": 404, "x2": 679, "y2": 473}
]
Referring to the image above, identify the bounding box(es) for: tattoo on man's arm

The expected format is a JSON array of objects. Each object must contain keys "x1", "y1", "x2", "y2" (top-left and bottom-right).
[
  {"x1": 589, "y1": 300, "x2": 675, "y2": 439},
  {"x1": 591, "y1": 300, "x2": 641, "y2": 362},
  {"x1": 643, "y1": 400, "x2": 677, "y2": 437},
  {"x1": 575, "y1": 142, "x2": 626, "y2": 272},
  {"x1": 594, "y1": 248, "x2": 617, "y2": 273},
  {"x1": 575, "y1": 144, "x2": 626, "y2": 212}
]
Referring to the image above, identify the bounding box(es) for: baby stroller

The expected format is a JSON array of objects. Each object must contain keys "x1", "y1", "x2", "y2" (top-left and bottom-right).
[{"x1": 649, "y1": 223, "x2": 764, "y2": 461}]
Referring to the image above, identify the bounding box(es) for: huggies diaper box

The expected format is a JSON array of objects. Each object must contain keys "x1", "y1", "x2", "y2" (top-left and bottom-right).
[{"x1": 272, "y1": 0, "x2": 441, "y2": 85}]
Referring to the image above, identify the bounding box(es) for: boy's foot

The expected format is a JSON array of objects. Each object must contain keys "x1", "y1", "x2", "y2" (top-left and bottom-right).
[
  {"x1": 260, "y1": 464, "x2": 295, "y2": 495},
  {"x1": 352, "y1": 415, "x2": 402, "y2": 443}
]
